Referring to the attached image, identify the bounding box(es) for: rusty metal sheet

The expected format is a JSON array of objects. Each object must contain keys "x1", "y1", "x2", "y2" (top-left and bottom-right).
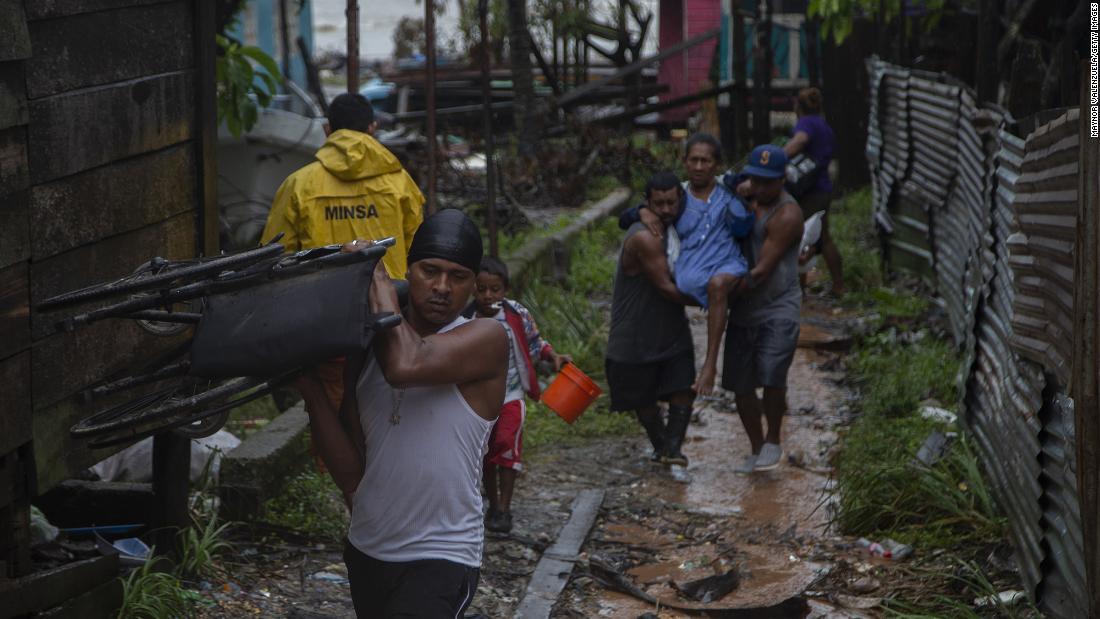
[{"x1": 866, "y1": 64, "x2": 1085, "y2": 613}]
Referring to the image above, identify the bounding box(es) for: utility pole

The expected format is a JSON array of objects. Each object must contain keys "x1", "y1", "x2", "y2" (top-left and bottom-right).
[
  {"x1": 479, "y1": 0, "x2": 497, "y2": 256},
  {"x1": 346, "y1": 0, "x2": 359, "y2": 92},
  {"x1": 426, "y1": 0, "x2": 438, "y2": 213},
  {"x1": 751, "y1": 0, "x2": 772, "y2": 146}
]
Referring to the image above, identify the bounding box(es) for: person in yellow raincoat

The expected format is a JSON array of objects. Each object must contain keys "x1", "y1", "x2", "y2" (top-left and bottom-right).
[
  {"x1": 261, "y1": 93, "x2": 424, "y2": 278},
  {"x1": 262, "y1": 93, "x2": 425, "y2": 439}
]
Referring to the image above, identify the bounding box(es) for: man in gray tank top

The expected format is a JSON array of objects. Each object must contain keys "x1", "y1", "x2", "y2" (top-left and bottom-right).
[
  {"x1": 723, "y1": 145, "x2": 805, "y2": 474},
  {"x1": 293, "y1": 209, "x2": 508, "y2": 617},
  {"x1": 606, "y1": 172, "x2": 700, "y2": 466}
]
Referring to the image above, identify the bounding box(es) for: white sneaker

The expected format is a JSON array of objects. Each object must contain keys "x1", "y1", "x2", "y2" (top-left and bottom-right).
[
  {"x1": 755, "y1": 443, "x2": 784, "y2": 471},
  {"x1": 734, "y1": 453, "x2": 758, "y2": 475}
]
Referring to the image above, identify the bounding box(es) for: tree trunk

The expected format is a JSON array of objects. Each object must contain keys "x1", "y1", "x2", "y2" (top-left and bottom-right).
[{"x1": 508, "y1": 0, "x2": 539, "y2": 156}]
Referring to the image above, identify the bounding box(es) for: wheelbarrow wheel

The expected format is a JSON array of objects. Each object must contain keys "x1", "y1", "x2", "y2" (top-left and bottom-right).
[
  {"x1": 71, "y1": 376, "x2": 265, "y2": 439},
  {"x1": 38, "y1": 242, "x2": 284, "y2": 311}
]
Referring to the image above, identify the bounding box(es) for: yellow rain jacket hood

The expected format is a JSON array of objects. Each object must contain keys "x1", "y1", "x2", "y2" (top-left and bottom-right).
[{"x1": 261, "y1": 129, "x2": 424, "y2": 278}]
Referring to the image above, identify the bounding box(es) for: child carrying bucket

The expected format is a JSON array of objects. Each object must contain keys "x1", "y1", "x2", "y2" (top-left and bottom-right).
[{"x1": 462, "y1": 256, "x2": 572, "y2": 533}]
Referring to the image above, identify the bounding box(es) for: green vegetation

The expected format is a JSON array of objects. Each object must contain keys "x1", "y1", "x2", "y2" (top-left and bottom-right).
[
  {"x1": 262, "y1": 467, "x2": 349, "y2": 543},
  {"x1": 177, "y1": 514, "x2": 233, "y2": 579},
  {"x1": 829, "y1": 186, "x2": 1016, "y2": 615},
  {"x1": 515, "y1": 218, "x2": 639, "y2": 453},
  {"x1": 828, "y1": 186, "x2": 884, "y2": 295},
  {"x1": 215, "y1": 34, "x2": 282, "y2": 137},
  {"x1": 118, "y1": 557, "x2": 198, "y2": 619},
  {"x1": 117, "y1": 506, "x2": 228, "y2": 617},
  {"x1": 833, "y1": 307, "x2": 1002, "y2": 549}
]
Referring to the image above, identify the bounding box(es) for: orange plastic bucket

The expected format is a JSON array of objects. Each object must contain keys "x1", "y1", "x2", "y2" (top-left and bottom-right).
[{"x1": 541, "y1": 363, "x2": 602, "y2": 424}]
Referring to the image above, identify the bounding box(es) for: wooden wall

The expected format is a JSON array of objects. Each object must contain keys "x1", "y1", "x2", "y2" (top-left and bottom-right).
[{"x1": 0, "y1": 0, "x2": 215, "y2": 578}]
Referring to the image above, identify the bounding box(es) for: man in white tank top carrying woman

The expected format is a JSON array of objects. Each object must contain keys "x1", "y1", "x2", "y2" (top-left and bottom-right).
[{"x1": 293, "y1": 209, "x2": 509, "y2": 618}]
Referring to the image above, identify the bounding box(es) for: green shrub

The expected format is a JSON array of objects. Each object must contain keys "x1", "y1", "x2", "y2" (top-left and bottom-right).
[
  {"x1": 830, "y1": 187, "x2": 883, "y2": 294},
  {"x1": 848, "y1": 334, "x2": 958, "y2": 417},
  {"x1": 516, "y1": 218, "x2": 638, "y2": 455},
  {"x1": 177, "y1": 514, "x2": 233, "y2": 579},
  {"x1": 262, "y1": 467, "x2": 349, "y2": 543},
  {"x1": 118, "y1": 557, "x2": 195, "y2": 619}
]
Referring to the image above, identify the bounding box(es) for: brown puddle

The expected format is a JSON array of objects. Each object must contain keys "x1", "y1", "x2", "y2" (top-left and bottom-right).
[{"x1": 589, "y1": 309, "x2": 846, "y2": 617}]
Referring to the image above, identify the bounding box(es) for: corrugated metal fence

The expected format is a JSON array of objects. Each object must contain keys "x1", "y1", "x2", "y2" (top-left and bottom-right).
[{"x1": 865, "y1": 57, "x2": 1086, "y2": 617}]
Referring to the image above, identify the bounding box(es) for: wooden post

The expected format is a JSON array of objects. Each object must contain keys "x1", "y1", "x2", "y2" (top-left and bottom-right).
[
  {"x1": 425, "y1": 0, "x2": 438, "y2": 214},
  {"x1": 151, "y1": 433, "x2": 190, "y2": 556},
  {"x1": 278, "y1": 0, "x2": 291, "y2": 78},
  {"x1": 1073, "y1": 60, "x2": 1100, "y2": 619},
  {"x1": 479, "y1": 0, "x2": 498, "y2": 257},
  {"x1": 195, "y1": 0, "x2": 219, "y2": 255},
  {"x1": 751, "y1": 0, "x2": 772, "y2": 146},
  {"x1": 733, "y1": 10, "x2": 749, "y2": 155},
  {"x1": 805, "y1": 16, "x2": 820, "y2": 88},
  {"x1": 975, "y1": 0, "x2": 999, "y2": 102},
  {"x1": 346, "y1": 0, "x2": 359, "y2": 93}
]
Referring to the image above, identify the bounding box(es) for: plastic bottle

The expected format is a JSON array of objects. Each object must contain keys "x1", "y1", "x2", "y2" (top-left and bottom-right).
[{"x1": 856, "y1": 537, "x2": 892, "y2": 558}]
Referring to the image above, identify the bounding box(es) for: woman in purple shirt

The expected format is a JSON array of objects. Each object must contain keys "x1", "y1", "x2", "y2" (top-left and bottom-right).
[{"x1": 783, "y1": 87, "x2": 844, "y2": 295}]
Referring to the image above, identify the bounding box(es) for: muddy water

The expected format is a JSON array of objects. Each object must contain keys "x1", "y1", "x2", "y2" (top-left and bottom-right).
[{"x1": 585, "y1": 307, "x2": 849, "y2": 617}]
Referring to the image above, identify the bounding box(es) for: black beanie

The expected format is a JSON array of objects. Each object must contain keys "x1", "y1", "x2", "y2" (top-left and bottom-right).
[{"x1": 407, "y1": 209, "x2": 483, "y2": 273}]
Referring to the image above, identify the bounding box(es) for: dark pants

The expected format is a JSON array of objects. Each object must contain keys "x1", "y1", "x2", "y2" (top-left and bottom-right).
[{"x1": 344, "y1": 540, "x2": 480, "y2": 618}]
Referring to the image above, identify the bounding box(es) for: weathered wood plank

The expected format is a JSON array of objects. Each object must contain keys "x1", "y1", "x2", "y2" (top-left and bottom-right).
[
  {"x1": 37, "y1": 579, "x2": 122, "y2": 619},
  {"x1": 0, "y1": 1, "x2": 31, "y2": 62},
  {"x1": 0, "y1": 493, "x2": 31, "y2": 576},
  {"x1": 0, "y1": 189, "x2": 28, "y2": 269},
  {"x1": 0, "y1": 554, "x2": 118, "y2": 615},
  {"x1": 35, "y1": 480, "x2": 154, "y2": 527},
  {"x1": 0, "y1": 262, "x2": 29, "y2": 360},
  {"x1": 32, "y1": 336, "x2": 189, "y2": 492},
  {"x1": 25, "y1": 2, "x2": 193, "y2": 99},
  {"x1": 0, "y1": 124, "x2": 29, "y2": 194},
  {"x1": 0, "y1": 62, "x2": 27, "y2": 131},
  {"x1": 30, "y1": 144, "x2": 196, "y2": 260},
  {"x1": 25, "y1": 0, "x2": 171, "y2": 20},
  {"x1": 29, "y1": 211, "x2": 194, "y2": 341},
  {"x1": 27, "y1": 71, "x2": 194, "y2": 183},
  {"x1": 515, "y1": 489, "x2": 605, "y2": 618},
  {"x1": 0, "y1": 353, "x2": 31, "y2": 458}
]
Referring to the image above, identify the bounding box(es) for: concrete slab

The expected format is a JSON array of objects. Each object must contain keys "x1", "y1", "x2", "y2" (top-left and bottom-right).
[
  {"x1": 515, "y1": 488, "x2": 605, "y2": 618},
  {"x1": 219, "y1": 404, "x2": 310, "y2": 520}
]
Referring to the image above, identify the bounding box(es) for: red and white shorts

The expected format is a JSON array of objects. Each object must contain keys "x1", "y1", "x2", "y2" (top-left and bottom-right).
[{"x1": 485, "y1": 400, "x2": 526, "y2": 471}]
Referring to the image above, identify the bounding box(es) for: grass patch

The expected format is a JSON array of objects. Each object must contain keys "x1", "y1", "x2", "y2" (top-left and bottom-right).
[
  {"x1": 118, "y1": 557, "x2": 203, "y2": 619},
  {"x1": 261, "y1": 466, "x2": 349, "y2": 543},
  {"x1": 828, "y1": 186, "x2": 1015, "y2": 614},
  {"x1": 829, "y1": 186, "x2": 884, "y2": 294},
  {"x1": 514, "y1": 217, "x2": 639, "y2": 454},
  {"x1": 585, "y1": 173, "x2": 624, "y2": 203},
  {"x1": 833, "y1": 258, "x2": 1003, "y2": 549},
  {"x1": 117, "y1": 502, "x2": 229, "y2": 617},
  {"x1": 848, "y1": 332, "x2": 958, "y2": 417}
]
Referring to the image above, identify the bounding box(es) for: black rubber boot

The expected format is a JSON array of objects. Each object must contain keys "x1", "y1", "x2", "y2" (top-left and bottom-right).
[
  {"x1": 635, "y1": 409, "x2": 666, "y2": 462},
  {"x1": 663, "y1": 405, "x2": 692, "y2": 466}
]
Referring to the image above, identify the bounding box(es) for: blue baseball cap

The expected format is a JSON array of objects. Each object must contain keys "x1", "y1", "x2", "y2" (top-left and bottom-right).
[{"x1": 743, "y1": 144, "x2": 788, "y2": 179}]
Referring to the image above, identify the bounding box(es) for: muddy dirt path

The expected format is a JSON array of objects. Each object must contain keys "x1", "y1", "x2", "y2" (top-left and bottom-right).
[{"x1": 523, "y1": 303, "x2": 867, "y2": 618}]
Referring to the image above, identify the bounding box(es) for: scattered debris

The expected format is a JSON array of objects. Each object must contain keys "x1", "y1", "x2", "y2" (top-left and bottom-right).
[
  {"x1": 914, "y1": 430, "x2": 952, "y2": 466},
  {"x1": 671, "y1": 568, "x2": 740, "y2": 602},
  {"x1": 974, "y1": 589, "x2": 1027, "y2": 608},
  {"x1": 919, "y1": 405, "x2": 958, "y2": 424},
  {"x1": 309, "y1": 572, "x2": 349, "y2": 585},
  {"x1": 848, "y1": 576, "x2": 880, "y2": 594}
]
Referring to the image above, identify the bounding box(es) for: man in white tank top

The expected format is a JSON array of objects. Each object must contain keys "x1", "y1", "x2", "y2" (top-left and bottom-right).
[{"x1": 293, "y1": 209, "x2": 508, "y2": 617}]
